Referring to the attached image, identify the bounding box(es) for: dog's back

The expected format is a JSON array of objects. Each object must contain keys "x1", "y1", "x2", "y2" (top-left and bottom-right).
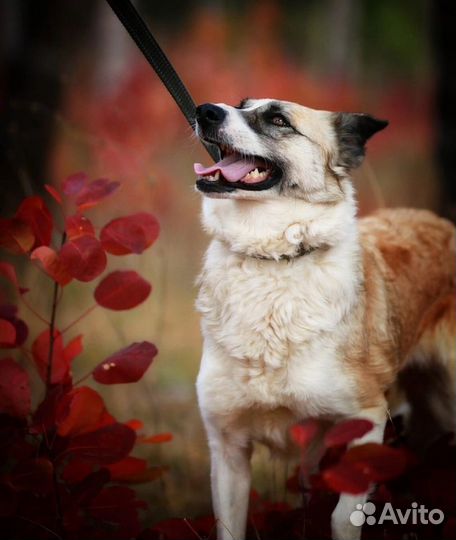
[
  {"x1": 359, "y1": 208, "x2": 456, "y2": 446},
  {"x1": 359, "y1": 208, "x2": 455, "y2": 365}
]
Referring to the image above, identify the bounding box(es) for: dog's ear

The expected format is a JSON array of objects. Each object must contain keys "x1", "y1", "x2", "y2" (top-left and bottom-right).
[{"x1": 333, "y1": 113, "x2": 388, "y2": 170}]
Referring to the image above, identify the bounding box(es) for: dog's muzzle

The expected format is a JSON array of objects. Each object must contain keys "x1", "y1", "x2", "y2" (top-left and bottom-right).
[
  {"x1": 194, "y1": 103, "x2": 282, "y2": 194},
  {"x1": 196, "y1": 104, "x2": 227, "y2": 130}
]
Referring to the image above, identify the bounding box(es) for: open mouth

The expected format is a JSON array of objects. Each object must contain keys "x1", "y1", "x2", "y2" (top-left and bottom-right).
[{"x1": 194, "y1": 143, "x2": 282, "y2": 193}]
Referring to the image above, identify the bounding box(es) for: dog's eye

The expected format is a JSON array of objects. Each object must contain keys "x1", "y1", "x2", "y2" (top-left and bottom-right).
[{"x1": 270, "y1": 115, "x2": 290, "y2": 128}]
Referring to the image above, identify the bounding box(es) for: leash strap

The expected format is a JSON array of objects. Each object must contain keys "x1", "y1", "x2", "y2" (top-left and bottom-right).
[{"x1": 105, "y1": 0, "x2": 219, "y2": 162}]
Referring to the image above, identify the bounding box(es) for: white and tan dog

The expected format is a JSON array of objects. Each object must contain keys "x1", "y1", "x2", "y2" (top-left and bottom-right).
[{"x1": 193, "y1": 98, "x2": 456, "y2": 540}]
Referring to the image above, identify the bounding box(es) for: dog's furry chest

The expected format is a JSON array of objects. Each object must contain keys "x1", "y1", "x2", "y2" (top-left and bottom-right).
[
  {"x1": 197, "y1": 241, "x2": 354, "y2": 367},
  {"x1": 196, "y1": 241, "x2": 360, "y2": 422}
]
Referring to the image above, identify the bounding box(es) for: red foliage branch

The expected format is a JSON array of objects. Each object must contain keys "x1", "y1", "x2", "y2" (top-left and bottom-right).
[{"x1": 0, "y1": 174, "x2": 167, "y2": 540}]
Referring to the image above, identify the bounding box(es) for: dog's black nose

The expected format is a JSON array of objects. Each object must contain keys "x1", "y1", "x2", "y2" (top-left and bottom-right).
[{"x1": 196, "y1": 103, "x2": 226, "y2": 127}]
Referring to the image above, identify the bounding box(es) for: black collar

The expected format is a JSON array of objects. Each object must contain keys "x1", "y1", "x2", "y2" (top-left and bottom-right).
[{"x1": 250, "y1": 242, "x2": 319, "y2": 262}]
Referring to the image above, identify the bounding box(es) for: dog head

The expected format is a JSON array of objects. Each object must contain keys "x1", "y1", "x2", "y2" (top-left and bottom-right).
[{"x1": 194, "y1": 98, "x2": 387, "y2": 202}]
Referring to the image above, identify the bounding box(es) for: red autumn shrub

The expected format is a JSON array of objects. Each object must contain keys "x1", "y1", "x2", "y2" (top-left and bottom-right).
[
  {"x1": 0, "y1": 174, "x2": 167, "y2": 539},
  {"x1": 147, "y1": 416, "x2": 453, "y2": 540}
]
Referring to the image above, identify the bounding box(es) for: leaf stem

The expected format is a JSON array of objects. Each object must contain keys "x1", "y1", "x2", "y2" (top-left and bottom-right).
[
  {"x1": 46, "y1": 232, "x2": 66, "y2": 389},
  {"x1": 73, "y1": 370, "x2": 92, "y2": 387},
  {"x1": 45, "y1": 280, "x2": 60, "y2": 388},
  {"x1": 61, "y1": 303, "x2": 97, "y2": 334},
  {"x1": 20, "y1": 295, "x2": 50, "y2": 325},
  {"x1": 52, "y1": 462, "x2": 66, "y2": 539},
  {"x1": 17, "y1": 516, "x2": 62, "y2": 540},
  {"x1": 43, "y1": 230, "x2": 68, "y2": 538}
]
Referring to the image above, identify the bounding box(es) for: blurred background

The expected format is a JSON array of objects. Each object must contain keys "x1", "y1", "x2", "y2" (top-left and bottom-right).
[{"x1": 1, "y1": 0, "x2": 455, "y2": 526}]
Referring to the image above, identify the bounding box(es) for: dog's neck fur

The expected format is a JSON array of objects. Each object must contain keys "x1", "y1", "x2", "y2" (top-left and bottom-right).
[
  {"x1": 201, "y1": 178, "x2": 360, "y2": 264},
  {"x1": 198, "y1": 177, "x2": 362, "y2": 365}
]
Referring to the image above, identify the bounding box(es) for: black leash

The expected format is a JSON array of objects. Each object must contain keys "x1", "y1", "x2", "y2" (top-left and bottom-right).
[{"x1": 105, "y1": 0, "x2": 219, "y2": 162}]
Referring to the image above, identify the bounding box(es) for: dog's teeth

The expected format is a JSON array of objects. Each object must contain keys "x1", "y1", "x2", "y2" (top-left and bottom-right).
[
  {"x1": 203, "y1": 170, "x2": 221, "y2": 182},
  {"x1": 246, "y1": 168, "x2": 259, "y2": 179},
  {"x1": 241, "y1": 167, "x2": 271, "y2": 183}
]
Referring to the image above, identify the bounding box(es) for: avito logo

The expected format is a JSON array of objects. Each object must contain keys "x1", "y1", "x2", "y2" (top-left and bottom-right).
[{"x1": 350, "y1": 502, "x2": 445, "y2": 526}]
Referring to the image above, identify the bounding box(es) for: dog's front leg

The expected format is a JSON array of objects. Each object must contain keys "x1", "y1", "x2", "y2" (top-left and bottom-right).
[
  {"x1": 205, "y1": 419, "x2": 252, "y2": 540},
  {"x1": 331, "y1": 405, "x2": 387, "y2": 540}
]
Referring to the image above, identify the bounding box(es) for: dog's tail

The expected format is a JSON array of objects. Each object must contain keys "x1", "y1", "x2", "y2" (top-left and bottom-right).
[{"x1": 397, "y1": 292, "x2": 456, "y2": 451}]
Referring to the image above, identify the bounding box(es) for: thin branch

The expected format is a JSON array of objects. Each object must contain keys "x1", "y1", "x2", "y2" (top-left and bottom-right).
[
  {"x1": 20, "y1": 294, "x2": 50, "y2": 325},
  {"x1": 61, "y1": 303, "x2": 97, "y2": 334},
  {"x1": 250, "y1": 516, "x2": 262, "y2": 540},
  {"x1": 45, "y1": 231, "x2": 66, "y2": 389},
  {"x1": 43, "y1": 234, "x2": 66, "y2": 539},
  {"x1": 19, "y1": 347, "x2": 33, "y2": 362},
  {"x1": 17, "y1": 516, "x2": 62, "y2": 540},
  {"x1": 51, "y1": 460, "x2": 66, "y2": 539},
  {"x1": 46, "y1": 278, "x2": 60, "y2": 389},
  {"x1": 72, "y1": 370, "x2": 92, "y2": 387},
  {"x1": 183, "y1": 518, "x2": 203, "y2": 540}
]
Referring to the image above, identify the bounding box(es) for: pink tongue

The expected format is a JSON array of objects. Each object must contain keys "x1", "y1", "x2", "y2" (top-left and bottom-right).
[{"x1": 194, "y1": 154, "x2": 263, "y2": 182}]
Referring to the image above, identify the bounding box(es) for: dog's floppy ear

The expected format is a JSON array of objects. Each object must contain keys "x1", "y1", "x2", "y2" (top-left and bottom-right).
[{"x1": 333, "y1": 113, "x2": 388, "y2": 170}]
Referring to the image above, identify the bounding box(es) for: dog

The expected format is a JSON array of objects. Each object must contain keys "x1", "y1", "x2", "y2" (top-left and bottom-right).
[{"x1": 193, "y1": 98, "x2": 456, "y2": 540}]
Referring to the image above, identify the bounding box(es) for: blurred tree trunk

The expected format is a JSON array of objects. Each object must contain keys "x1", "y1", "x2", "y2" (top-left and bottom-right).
[
  {"x1": 432, "y1": 0, "x2": 456, "y2": 222},
  {"x1": 0, "y1": 0, "x2": 97, "y2": 214},
  {"x1": 327, "y1": 0, "x2": 360, "y2": 81}
]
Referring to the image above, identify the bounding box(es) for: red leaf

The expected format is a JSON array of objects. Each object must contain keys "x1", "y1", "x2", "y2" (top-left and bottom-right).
[
  {"x1": 111, "y1": 465, "x2": 167, "y2": 484},
  {"x1": 290, "y1": 419, "x2": 320, "y2": 449},
  {"x1": 67, "y1": 423, "x2": 136, "y2": 464},
  {"x1": 71, "y1": 469, "x2": 110, "y2": 507},
  {"x1": 324, "y1": 419, "x2": 374, "y2": 447},
  {"x1": 151, "y1": 516, "x2": 215, "y2": 540},
  {"x1": 0, "y1": 358, "x2": 31, "y2": 417},
  {"x1": 31, "y1": 246, "x2": 73, "y2": 286},
  {"x1": 0, "y1": 217, "x2": 35, "y2": 254},
  {"x1": 125, "y1": 419, "x2": 144, "y2": 431},
  {"x1": 62, "y1": 459, "x2": 94, "y2": 484},
  {"x1": 0, "y1": 319, "x2": 16, "y2": 347},
  {"x1": 66, "y1": 214, "x2": 96, "y2": 240},
  {"x1": 44, "y1": 184, "x2": 62, "y2": 204},
  {"x1": 89, "y1": 485, "x2": 146, "y2": 537},
  {"x1": 76, "y1": 178, "x2": 120, "y2": 210},
  {"x1": 106, "y1": 456, "x2": 147, "y2": 481},
  {"x1": 0, "y1": 308, "x2": 28, "y2": 348},
  {"x1": 11, "y1": 317, "x2": 28, "y2": 347},
  {"x1": 60, "y1": 236, "x2": 107, "y2": 282},
  {"x1": 11, "y1": 458, "x2": 53, "y2": 494},
  {"x1": 90, "y1": 485, "x2": 146, "y2": 516},
  {"x1": 32, "y1": 329, "x2": 71, "y2": 384},
  {"x1": 16, "y1": 196, "x2": 53, "y2": 248},
  {"x1": 100, "y1": 213, "x2": 160, "y2": 255},
  {"x1": 93, "y1": 341, "x2": 157, "y2": 384},
  {"x1": 0, "y1": 304, "x2": 17, "y2": 318},
  {"x1": 64, "y1": 334, "x2": 83, "y2": 364},
  {"x1": 62, "y1": 172, "x2": 88, "y2": 196},
  {"x1": 322, "y1": 460, "x2": 371, "y2": 494},
  {"x1": 343, "y1": 442, "x2": 410, "y2": 482},
  {"x1": 138, "y1": 432, "x2": 173, "y2": 444},
  {"x1": 94, "y1": 270, "x2": 151, "y2": 310},
  {"x1": 0, "y1": 262, "x2": 19, "y2": 288},
  {"x1": 30, "y1": 385, "x2": 69, "y2": 434},
  {"x1": 56, "y1": 386, "x2": 114, "y2": 437}
]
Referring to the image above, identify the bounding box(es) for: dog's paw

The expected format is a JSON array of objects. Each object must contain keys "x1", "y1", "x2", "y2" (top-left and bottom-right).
[{"x1": 331, "y1": 517, "x2": 363, "y2": 540}]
